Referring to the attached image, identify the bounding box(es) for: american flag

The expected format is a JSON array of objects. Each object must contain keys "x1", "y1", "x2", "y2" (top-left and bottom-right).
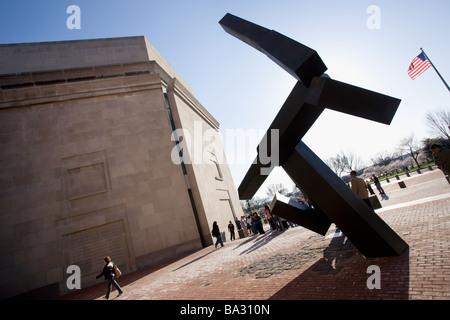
[{"x1": 408, "y1": 52, "x2": 431, "y2": 79}]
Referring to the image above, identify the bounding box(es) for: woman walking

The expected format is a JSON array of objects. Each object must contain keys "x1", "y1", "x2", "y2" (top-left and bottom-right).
[
  {"x1": 96, "y1": 256, "x2": 123, "y2": 299},
  {"x1": 211, "y1": 221, "x2": 224, "y2": 248}
]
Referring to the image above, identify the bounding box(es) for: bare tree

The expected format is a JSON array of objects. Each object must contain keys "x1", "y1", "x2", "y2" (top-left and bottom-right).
[
  {"x1": 252, "y1": 197, "x2": 268, "y2": 208},
  {"x1": 266, "y1": 183, "x2": 288, "y2": 198},
  {"x1": 399, "y1": 134, "x2": 422, "y2": 168},
  {"x1": 344, "y1": 151, "x2": 365, "y2": 172},
  {"x1": 325, "y1": 150, "x2": 364, "y2": 177},
  {"x1": 241, "y1": 196, "x2": 270, "y2": 214},
  {"x1": 240, "y1": 200, "x2": 249, "y2": 212},
  {"x1": 424, "y1": 109, "x2": 450, "y2": 140},
  {"x1": 371, "y1": 150, "x2": 396, "y2": 166},
  {"x1": 325, "y1": 156, "x2": 346, "y2": 177}
]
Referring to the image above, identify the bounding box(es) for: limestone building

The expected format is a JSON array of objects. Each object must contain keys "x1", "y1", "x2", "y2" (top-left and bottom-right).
[{"x1": 0, "y1": 36, "x2": 243, "y2": 299}]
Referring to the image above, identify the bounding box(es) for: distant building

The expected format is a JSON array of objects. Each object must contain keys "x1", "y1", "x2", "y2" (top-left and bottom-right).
[{"x1": 0, "y1": 36, "x2": 243, "y2": 299}]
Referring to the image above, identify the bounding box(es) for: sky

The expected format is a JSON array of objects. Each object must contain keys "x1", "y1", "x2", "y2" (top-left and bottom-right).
[{"x1": 1, "y1": 0, "x2": 449, "y2": 198}]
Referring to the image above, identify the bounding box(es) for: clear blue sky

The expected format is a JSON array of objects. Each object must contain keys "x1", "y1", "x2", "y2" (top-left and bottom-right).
[{"x1": 1, "y1": 1, "x2": 449, "y2": 195}]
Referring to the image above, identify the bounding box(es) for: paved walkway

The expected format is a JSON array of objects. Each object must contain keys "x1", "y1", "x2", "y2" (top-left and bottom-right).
[{"x1": 60, "y1": 169, "x2": 450, "y2": 300}]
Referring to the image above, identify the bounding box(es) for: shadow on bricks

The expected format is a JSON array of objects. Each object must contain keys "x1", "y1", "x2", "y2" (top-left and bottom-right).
[
  {"x1": 237, "y1": 231, "x2": 285, "y2": 255},
  {"x1": 269, "y1": 235, "x2": 410, "y2": 300}
]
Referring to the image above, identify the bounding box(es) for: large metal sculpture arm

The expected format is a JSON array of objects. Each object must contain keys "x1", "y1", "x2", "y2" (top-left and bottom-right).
[
  {"x1": 220, "y1": 13, "x2": 400, "y2": 200},
  {"x1": 219, "y1": 13, "x2": 407, "y2": 258},
  {"x1": 219, "y1": 13, "x2": 327, "y2": 86}
]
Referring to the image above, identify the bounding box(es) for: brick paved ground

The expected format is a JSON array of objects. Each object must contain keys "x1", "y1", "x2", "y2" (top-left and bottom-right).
[{"x1": 60, "y1": 169, "x2": 450, "y2": 300}]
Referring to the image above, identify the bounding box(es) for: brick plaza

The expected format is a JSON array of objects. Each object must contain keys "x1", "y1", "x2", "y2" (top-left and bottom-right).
[{"x1": 61, "y1": 169, "x2": 450, "y2": 300}]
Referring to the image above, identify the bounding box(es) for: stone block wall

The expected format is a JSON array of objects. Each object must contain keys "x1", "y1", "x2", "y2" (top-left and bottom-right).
[{"x1": 0, "y1": 37, "x2": 243, "y2": 299}]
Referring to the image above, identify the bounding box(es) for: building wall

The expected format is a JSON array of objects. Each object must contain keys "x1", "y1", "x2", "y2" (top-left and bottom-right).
[
  {"x1": 0, "y1": 65, "x2": 200, "y2": 299},
  {"x1": 166, "y1": 79, "x2": 244, "y2": 245},
  {"x1": 0, "y1": 37, "x2": 243, "y2": 299}
]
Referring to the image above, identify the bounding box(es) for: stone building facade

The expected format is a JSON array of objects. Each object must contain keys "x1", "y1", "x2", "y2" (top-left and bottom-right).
[{"x1": 0, "y1": 36, "x2": 243, "y2": 299}]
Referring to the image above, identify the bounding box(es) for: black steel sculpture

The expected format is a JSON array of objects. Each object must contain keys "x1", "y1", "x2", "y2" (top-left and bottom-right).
[{"x1": 219, "y1": 13, "x2": 408, "y2": 258}]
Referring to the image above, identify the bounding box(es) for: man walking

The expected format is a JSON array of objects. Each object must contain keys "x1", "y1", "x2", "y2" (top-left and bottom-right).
[
  {"x1": 371, "y1": 174, "x2": 386, "y2": 196},
  {"x1": 228, "y1": 221, "x2": 236, "y2": 241},
  {"x1": 351, "y1": 171, "x2": 373, "y2": 209}
]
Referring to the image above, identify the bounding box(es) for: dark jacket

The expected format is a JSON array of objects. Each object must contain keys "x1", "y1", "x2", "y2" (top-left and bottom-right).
[
  {"x1": 211, "y1": 224, "x2": 220, "y2": 237},
  {"x1": 435, "y1": 147, "x2": 450, "y2": 176},
  {"x1": 96, "y1": 261, "x2": 115, "y2": 280}
]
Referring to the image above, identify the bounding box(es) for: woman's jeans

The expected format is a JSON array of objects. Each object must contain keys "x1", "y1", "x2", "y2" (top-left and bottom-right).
[
  {"x1": 106, "y1": 275, "x2": 123, "y2": 298},
  {"x1": 215, "y1": 235, "x2": 223, "y2": 247}
]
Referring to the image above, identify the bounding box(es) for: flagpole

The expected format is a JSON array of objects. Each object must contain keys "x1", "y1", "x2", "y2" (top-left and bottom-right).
[{"x1": 420, "y1": 48, "x2": 450, "y2": 93}]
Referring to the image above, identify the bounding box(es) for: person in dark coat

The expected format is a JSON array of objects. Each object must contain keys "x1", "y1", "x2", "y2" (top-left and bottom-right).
[
  {"x1": 212, "y1": 221, "x2": 224, "y2": 248},
  {"x1": 252, "y1": 212, "x2": 265, "y2": 235},
  {"x1": 228, "y1": 221, "x2": 236, "y2": 241},
  {"x1": 96, "y1": 256, "x2": 123, "y2": 299},
  {"x1": 431, "y1": 144, "x2": 450, "y2": 176},
  {"x1": 371, "y1": 174, "x2": 386, "y2": 195}
]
